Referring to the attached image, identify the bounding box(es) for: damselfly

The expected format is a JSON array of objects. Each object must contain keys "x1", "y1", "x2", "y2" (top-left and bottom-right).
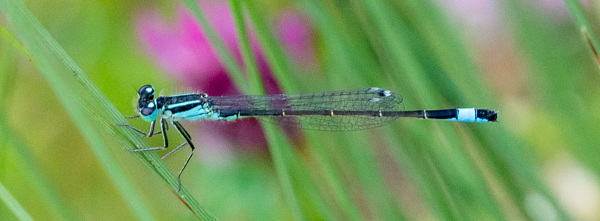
[{"x1": 118, "y1": 85, "x2": 498, "y2": 191}]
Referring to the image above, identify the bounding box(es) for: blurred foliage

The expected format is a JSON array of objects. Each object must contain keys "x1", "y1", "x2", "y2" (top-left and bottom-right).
[{"x1": 1, "y1": 0, "x2": 600, "y2": 220}]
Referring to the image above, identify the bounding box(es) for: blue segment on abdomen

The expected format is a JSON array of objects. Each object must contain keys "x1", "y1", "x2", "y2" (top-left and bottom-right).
[{"x1": 447, "y1": 108, "x2": 489, "y2": 123}]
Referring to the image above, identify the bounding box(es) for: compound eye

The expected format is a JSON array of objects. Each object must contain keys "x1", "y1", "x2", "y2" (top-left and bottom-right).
[
  {"x1": 138, "y1": 85, "x2": 155, "y2": 96},
  {"x1": 140, "y1": 102, "x2": 156, "y2": 116},
  {"x1": 138, "y1": 85, "x2": 155, "y2": 102}
]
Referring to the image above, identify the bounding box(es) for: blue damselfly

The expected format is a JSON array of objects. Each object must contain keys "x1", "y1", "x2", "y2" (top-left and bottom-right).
[{"x1": 119, "y1": 85, "x2": 497, "y2": 191}]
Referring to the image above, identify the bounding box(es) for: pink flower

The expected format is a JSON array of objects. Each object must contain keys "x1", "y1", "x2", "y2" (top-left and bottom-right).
[{"x1": 135, "y1": 2, "x2": 314, "y2": 151}]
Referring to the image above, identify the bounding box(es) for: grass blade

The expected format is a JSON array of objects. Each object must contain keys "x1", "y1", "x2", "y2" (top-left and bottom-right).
[
  {"x1": 0, "y1": 115, "x2": 79, "y2": 220},
  {"x1": 0, "y1": 0, "x2": 215, "y2": 219},
  {"x1": 0, "y1": 1, "x2": 155, "y2": 219},
  {"x1": 564, "y1": 0, "x2": 600, "y2": 67},
  {"x1": 243, "y1": 0, "x2": 300, "y2": 92},
  {"x1": 0, "y1": 181, "x2": 33, "y2": 221},
  {"x1": 227, "y1": 0, "x2": 264, "y2": 94},
  {"x1": 183, "y1": 1, "x2": 339, "y2": 218}
]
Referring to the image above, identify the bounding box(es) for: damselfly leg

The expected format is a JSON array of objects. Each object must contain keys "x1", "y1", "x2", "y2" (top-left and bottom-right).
[
  {"x1": 116, "y1": 115, "x2": 162, "y2": 137},
  {"x1": 118, "y1": 117, "x2": 194, "y2": 191},
  {"x1": 171, "y1": 121, "x2": 195, "y2": 192}
]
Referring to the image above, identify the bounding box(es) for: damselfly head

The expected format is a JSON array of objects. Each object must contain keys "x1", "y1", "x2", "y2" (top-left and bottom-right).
[{"x1": 137, "y1": 85, "x2": 158, "y2": 122}]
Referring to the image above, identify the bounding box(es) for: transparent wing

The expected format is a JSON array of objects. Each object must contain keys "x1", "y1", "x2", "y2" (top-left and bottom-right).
[{"x1": 207, "y1": 88, "x2": 404, "y2": 131}]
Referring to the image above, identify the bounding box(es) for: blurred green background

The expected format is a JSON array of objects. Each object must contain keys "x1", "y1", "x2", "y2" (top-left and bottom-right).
[{"x1": 1, "y1": 0, "x2": 600, "y2": 220}]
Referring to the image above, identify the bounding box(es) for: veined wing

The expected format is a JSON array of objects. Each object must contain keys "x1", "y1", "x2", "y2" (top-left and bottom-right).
[{"x1": 207, "y1": 88, "x2": 404, "y2": 131}]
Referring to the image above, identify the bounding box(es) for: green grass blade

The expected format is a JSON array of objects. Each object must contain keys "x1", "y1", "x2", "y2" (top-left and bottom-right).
[
  {"x1": 342, "y1": 0, "x2": 497, "y2": 219},
  {"x1": 384, "y1": 129, "x2": 459, "y2": 220},
  {"x1": 0, "y1": 34, "x2": 18, "y2": 109},
  {"x1": 304, "y1": 135, "x2": 363, "y2": 220},
  {"x1": 0, "y1": 0, "x2": 214, "y2": 219},
  {"x1": 243, "y1": 0, "x2": 300, "y2": 92},
  {"x1": 262, "y1": 124, "x2": 337, "y2": 220},
  {"x1": 0, "y1": 181, "x2": 33, "y2": 221},
  {"x1": 0, "y1": 18, "x2": 79, "y2": 221},
  {"x1": 0, "y1": 24, "x2": 32, "y2": 62},
  {"x1": 565, "y1": 0, "x2": 600, "y2": 67},
  {"x1": 0, "y1": 114, "x2": 79, "y2": 220},
  {"x1": 190, "y1": 1, "x2": 339, "y2": 218},
  {"x1": 501, "y1": 0, "x2": 594, "y2": 219},
  {"x1": 227, "y1": 0, "x2": 264, "y2": 94},
  {"x1": 401, "y1": 1, "x2": 493, "y2": 103},
  {"x1": 299, "y1": 0, "x2": 383, "y2": 87},
  {"x1": 341, "y1": 131, "x2": 406, "y2": 220},
  {"x1": 261, "y1": 124, "x2": 304, "y2": 219},
  {"x1": 390, "y1": 4, "x2": 531, "y2": 218},
  {"x1": 0, "y1": 1, "x2": 155, "y2": 220}
]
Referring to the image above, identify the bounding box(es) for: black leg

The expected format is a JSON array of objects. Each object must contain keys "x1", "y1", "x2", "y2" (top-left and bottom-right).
[
  {"x1": 174, "y1": 121, "x2": 192, "y2": 141},
  {"x1": 147, "y1": 120, "x2": 156, "y2": 137},
  {"x1": 172, "y1": 121, "x2": 195, "y2": 192},
  {"x1": 116, "y1": 120, "x2": 162, "y2": 137},
  {"x1": 127, "y1": 118, "x2": 169, "y2": 152},
  {"x1": 162, "y1": 142, "x2": 188, "y2": 160},
  {"x1": 161, "y1": 118, "x2": 168, "y2": 147}
]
